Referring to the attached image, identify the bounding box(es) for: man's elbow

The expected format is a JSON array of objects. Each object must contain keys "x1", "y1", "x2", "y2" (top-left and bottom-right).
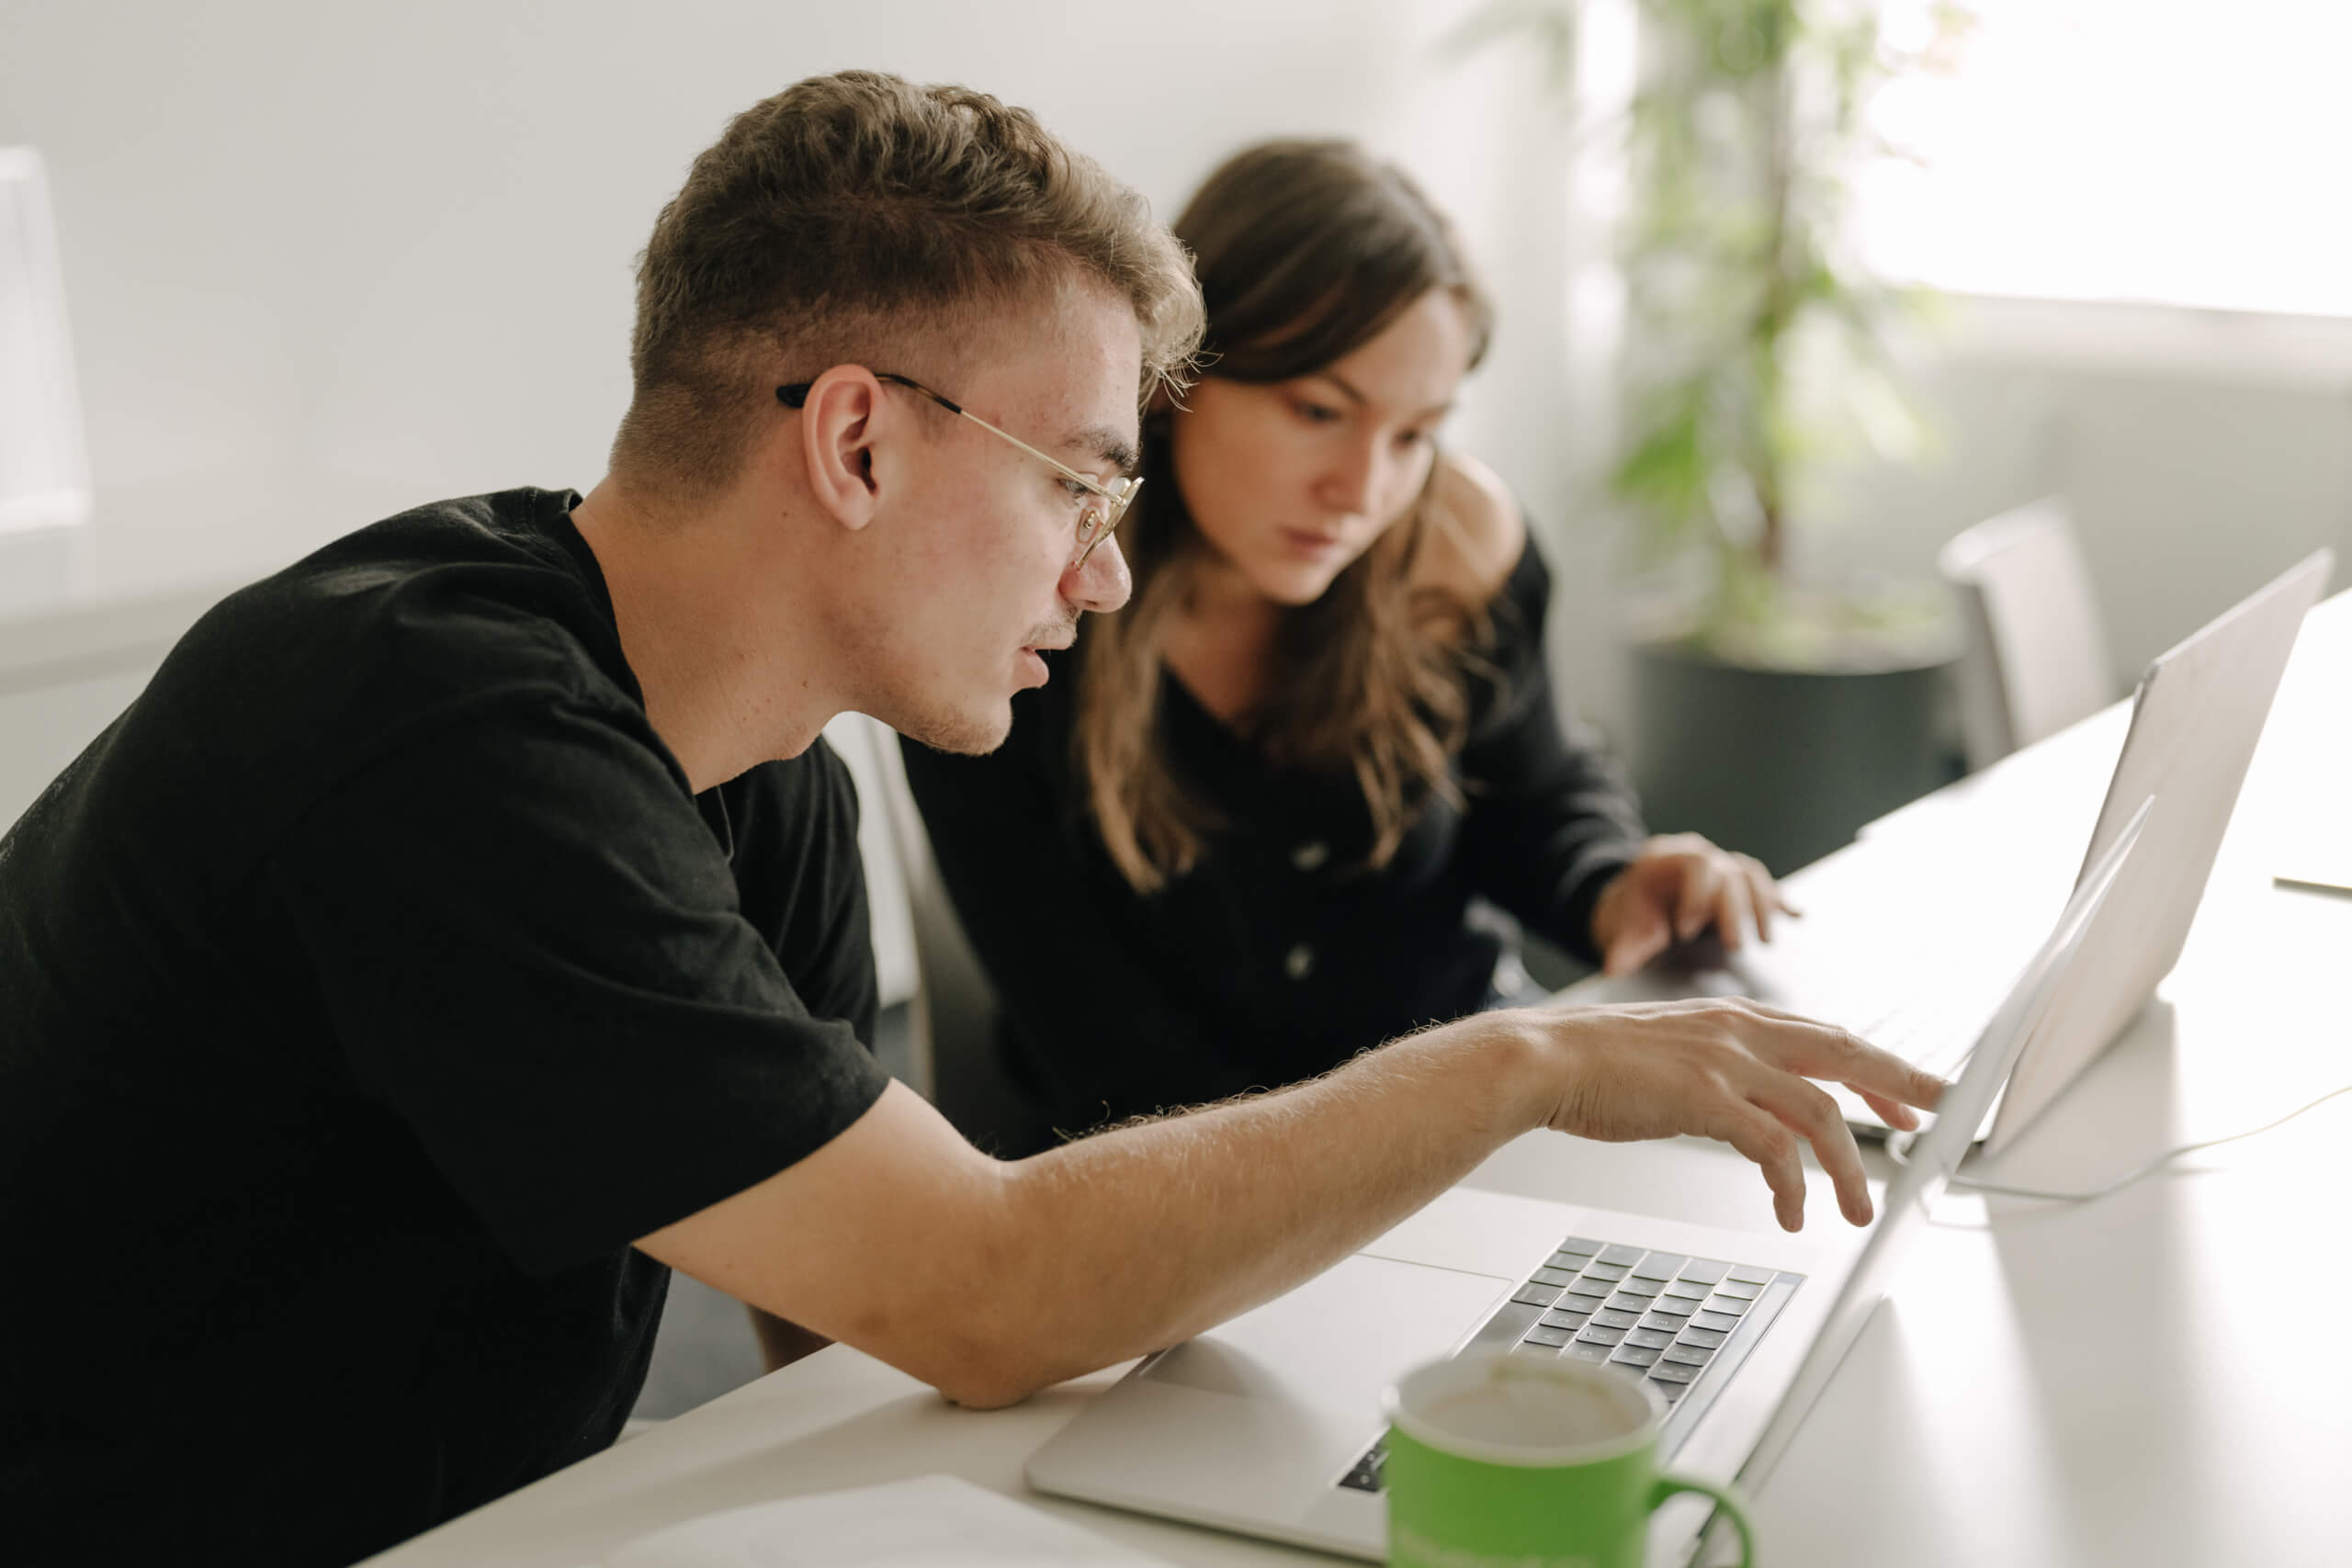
[
  {"x1": 817, "y1": 1275, "x2": 1068, "y2": 1409},
  {"x1": 908, "y1": 1334, "x2": 1068, "y2": 1410},
  {"x1": 933, "y1": 1367, "x2": 1046, "y2": 1411}
]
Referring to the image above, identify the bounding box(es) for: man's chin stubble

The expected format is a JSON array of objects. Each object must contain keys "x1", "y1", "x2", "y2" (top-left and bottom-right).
[{"x1": 901, "y1": 704, "x2": 1012, "y2": 758}]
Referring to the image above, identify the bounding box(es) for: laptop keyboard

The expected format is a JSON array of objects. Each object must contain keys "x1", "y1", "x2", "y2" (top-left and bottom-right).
[
  {"x1": 1809, "y1": 956, "x2": 2030, "y2": 1080},
  {"x1": 1838, "y1": 993, "x2": 1989, "y2": 1078},
  {"x1": 1336, "y1": 1234, "x2": 1802, "y2": 1493}
]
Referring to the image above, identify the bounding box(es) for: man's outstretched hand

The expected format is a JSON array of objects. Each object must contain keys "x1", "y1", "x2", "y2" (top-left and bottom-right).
[{"x1": 1521, "y1": 995, "x2": 1947, "y2": 1232}]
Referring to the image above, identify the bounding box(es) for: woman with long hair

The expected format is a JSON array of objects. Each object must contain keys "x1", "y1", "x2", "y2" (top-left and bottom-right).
[{"x1": 901, "y1": 139, "x2": 1784, "y2": 1151}]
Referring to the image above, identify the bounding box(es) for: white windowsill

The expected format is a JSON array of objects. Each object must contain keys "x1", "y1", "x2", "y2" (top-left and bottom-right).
[{"x1": 1928, "y1": 292, "x2": 2352, "y2": 389}]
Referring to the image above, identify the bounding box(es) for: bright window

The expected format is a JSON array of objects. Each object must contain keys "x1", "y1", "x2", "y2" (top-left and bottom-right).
[
  {"x1": 0, "y1": 148, "x2": 91, "y2": 533},
  {"x1": 1857, "y1": 0, "x2": 2352, "y2": 319}
]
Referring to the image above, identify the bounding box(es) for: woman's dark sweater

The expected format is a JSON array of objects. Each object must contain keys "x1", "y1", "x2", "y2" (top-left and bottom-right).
[{"x1": 900, "y1": 536, "x2": 1646, "y2": 1145}]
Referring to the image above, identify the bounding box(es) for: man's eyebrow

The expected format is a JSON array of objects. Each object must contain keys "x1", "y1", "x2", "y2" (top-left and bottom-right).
[{"x1": 1068, "y1": 425, "x2": 1140, "y2": 477}]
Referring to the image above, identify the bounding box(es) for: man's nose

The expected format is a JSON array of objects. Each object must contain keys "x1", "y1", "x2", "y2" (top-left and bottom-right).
[{"x1": 1062, "y1": 532, "x2": 1132, "y2": 615}]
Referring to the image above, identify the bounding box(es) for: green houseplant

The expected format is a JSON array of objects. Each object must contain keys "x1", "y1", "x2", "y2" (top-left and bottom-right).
[{"x1": 1455, "y1": 0, "x2": 1975, "y2": 871}]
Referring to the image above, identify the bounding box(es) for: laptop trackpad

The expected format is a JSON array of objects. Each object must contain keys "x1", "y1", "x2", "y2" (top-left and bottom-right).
[{"x1": 1141, "y1": 1253, "x2": 1510, "y2": 1415}]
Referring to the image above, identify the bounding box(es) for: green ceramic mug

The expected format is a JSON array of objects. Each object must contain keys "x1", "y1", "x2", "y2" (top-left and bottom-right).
[{"x1": 1382, "y1": 1348, "x2": 1754, "y2": 1568}]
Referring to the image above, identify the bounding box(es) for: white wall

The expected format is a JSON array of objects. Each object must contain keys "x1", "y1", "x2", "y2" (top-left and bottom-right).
[
  {"x1": 1795, "y1": 299, "x2": 2352, "y2": 706},
  {"x1": 0, "y1": 0, "x2": 1575, "y2": 1009},
  {"x1": 0, "y1": 0, "x2": 1573, "y2": 602},
  {"x1": 4, "y1": 1, "x2": 2348, "y2": 814}
]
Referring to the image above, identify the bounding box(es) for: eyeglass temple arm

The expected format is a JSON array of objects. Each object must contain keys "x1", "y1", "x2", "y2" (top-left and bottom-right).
[
  {"x1": 775, "y1": 374, "x2": 962, "y2": 415},
  {"x1": 777, "y1": 374, "x2": 1123, "y2": 502}
]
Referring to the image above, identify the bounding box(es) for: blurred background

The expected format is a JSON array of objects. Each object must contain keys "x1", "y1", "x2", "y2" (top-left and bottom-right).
[
  {"x1": 4, "y1": 0, "x2": 2348, "y2": 1409},
  {"x1": 6, "y1": 0, "x2": 2349, "y2": 785}
]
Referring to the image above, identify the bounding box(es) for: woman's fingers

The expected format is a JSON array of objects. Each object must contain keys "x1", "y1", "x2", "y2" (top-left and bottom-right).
[
  {"x1": 1603, "y1": 896, "x2": 1673, "y2": 977},
  {"x1": 1672, "y1": 855, "x2": 1722, "y2": 942},
  {"x1": 1737, "y1": 853, "x2": 1778, "y2": 943},
  {"x1": 1622, "y1": 839, "x2": 1791, "y2": 957},
  {"x1": 1719, "y1": 865, "x2": 1759, "y2": 952}
]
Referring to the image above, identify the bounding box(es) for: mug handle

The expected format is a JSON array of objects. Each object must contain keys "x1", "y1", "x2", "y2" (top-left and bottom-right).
[{"x1": 1646, "y1": 1472, "x2": 1754, "y2": 1568}]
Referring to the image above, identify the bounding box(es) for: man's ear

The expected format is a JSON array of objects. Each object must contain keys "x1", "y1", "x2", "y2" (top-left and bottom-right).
[{"x1": 797, "y1": 366, "x2": 887, "y2": 532}]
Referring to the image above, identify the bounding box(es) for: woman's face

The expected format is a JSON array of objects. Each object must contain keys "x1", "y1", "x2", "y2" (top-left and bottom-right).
[{"x1": 1167, "y1": 288, "x2": 1476, "y2": 607}]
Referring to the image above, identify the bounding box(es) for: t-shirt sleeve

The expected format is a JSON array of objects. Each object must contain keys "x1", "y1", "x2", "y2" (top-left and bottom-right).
[
  {"x1": 720, "y1": 744, "x2": 881, "y2": 1052},
  {"x1": 1454, "y1": 538, "x2": 1650, "y2": 964},
  {"x1": 265, "y1": 697, "x2": 890, "y2": 1276}
]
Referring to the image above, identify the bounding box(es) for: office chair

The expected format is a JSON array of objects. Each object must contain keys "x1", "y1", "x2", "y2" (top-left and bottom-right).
[{"x1": 1939, "y1": 497, "x2": 2116, "y2": 772}]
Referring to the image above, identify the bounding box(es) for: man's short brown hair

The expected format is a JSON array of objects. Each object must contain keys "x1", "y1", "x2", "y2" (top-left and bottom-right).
[{"x1": 613, "y1": 71, "x2": 1204, "y2": 495}]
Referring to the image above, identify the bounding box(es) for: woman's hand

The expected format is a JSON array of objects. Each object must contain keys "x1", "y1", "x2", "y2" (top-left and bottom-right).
[{"x1": 1590, "y1": 832, "x2": 1793, "y2": 976}]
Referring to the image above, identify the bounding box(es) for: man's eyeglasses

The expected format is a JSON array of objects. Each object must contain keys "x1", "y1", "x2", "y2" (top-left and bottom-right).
[{"x1": 776, "y1": 371, "x2": 1139, "y2": 569}]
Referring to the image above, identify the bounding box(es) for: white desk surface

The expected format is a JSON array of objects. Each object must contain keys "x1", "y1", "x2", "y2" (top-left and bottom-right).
[{"x1": 368, "y1": 596, "x2": 2352, "y2": 1568}]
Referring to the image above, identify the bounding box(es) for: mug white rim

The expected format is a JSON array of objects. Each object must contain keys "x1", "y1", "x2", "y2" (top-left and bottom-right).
[{"x1": 1383, "y1": 1348, "x2": 1664, "y2": 1469}]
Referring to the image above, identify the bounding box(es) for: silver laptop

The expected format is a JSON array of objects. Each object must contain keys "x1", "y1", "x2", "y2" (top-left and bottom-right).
[
  {"x1": 1709, "y1": 548, "x2": 2330, "y2": 1150},
  {"x1": 1026, "y1": 802, "x2": 2151, "y2": 1563}
]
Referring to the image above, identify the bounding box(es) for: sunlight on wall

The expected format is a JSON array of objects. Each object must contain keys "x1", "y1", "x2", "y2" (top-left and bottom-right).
[{"x1": 1860, "y1": 0, "x2": 2352, "y2": 317}]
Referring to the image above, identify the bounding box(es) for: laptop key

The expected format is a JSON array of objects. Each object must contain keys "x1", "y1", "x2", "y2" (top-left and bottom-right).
[
  {"x1": 1678, "y1": 1327, "x2": 1728, "y2": 1350},
  {"x1": 1509, "y1": 1337, "x2": 1557, "y2": 1355},
  {"x1": 1604, "y1": 1292, "x2": 1653, "y2": 1314},
  {"x1": 1638, "y1": 1312, "x2": 1688, "y2": 1334},
  {"x1": 1540, "y1": 1308, "x2": 1592, "y2": 1330},
  {"x1": 1726, "y1": 1265, "x2": 1774, "y2": 1286},
  {"x1": 1592, "y1": 1309, "x2": 1642, "y2": 1330},
  {"x1": 1703, "y1": 1296, "x2": 1751, "y2": 1317},
  {"x1": 1678, "y1": 1259, "x2": 1728, "y2": 1285},
  {"x1": 1612, "y1": 1277, "x2": 1661, "y2": 1297},
  {"x1": 1556, "y1": 1236, "x2": 1604, "y2": 1254},
  {"x1": 1566, "y1": 1343, "x2": 1613, "y2": 1363},
  {"x1": 1660, "y1": 1345, "x2": 1712, "y2": 1367},
  {"x1": 1598, "y1": 1245, "x2": 1645, "y2": 1266},
  {"x1": 1625, "y1": 1327, "x2": 1677, "y2": 1349},
  {"x1": 1511, "y1": 1284, "x2": 1561, "y2": 1308},
  {"x1": 1547, "y1": 1249, "x2": 1597, "y2": 1271},
  {"x1": 1529, "y1": 1267, "x2": 1579, "y2": 1288},
  {"x1": 1647, "y1": 1296, "x2": 1697, "y2": 1318},
  {"x1": 1610, "y1": 1346, "x2": 1661, "y2": 1368},
  {"x1": 1631, "y1": 1253, "x2": 1687, "y2": 1280},
  {"x1": 1649, "y1": 1362, "x2": 1700, "y2": 1384},
  {"x1": 1574, "y1": 1325, "x2": 1627, "y2": 1347},
  {"x1": 1712, "y1": 1280, "x2": 1761, "y2": 1301},
  {"x1": 1661, "y1": 1280, "x2": 1710, "y2": 1300},
  {"x1": 1582, "y1": 1261, "x2": 1629, "y2": 1281},
  {"x1": 1691, "y1": 1311, "x2": 1742, "y2": 1334},
  {"x1": 1523, "y1": 1325, "x2": 1574, "y2": 1348}
]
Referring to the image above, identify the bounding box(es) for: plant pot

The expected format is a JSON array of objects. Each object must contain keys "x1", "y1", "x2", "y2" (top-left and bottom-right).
[{"x1": 1625, "y1": 640, "x2": 1962, "y2": 876}]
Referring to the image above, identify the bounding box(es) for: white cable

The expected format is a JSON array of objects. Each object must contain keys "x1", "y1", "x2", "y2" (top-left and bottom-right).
[{"x1": 1886, "y1": 1083, "x2": 2352, "y2": 1202}]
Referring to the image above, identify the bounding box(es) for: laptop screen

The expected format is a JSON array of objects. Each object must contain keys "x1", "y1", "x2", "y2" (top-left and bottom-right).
[{"x1": 1731, "y1": 795, "x2": 2151, "y2": 1497}]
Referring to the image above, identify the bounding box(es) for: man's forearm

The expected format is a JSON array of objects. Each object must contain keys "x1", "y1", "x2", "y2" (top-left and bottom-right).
[
  {"x1": 958, "y1": 1015, "x2": 1552, "y2": 1404},
  {"x1": 747, "y1": 1307, "x2": 833, "y2": 1373},
  {"x1": 639, "y1": 993, "x2": 1939, "y2": 1412}
]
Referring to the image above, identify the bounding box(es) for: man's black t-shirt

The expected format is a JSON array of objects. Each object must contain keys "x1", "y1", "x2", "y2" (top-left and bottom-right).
[{"x1": 0, "y1": 488, "x2": 890, "y2": 1565}]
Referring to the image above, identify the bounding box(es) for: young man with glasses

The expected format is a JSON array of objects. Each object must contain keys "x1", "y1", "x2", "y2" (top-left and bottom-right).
[{"x1": 0, "y1": 70, "x2": 1942, "y2": 1567}]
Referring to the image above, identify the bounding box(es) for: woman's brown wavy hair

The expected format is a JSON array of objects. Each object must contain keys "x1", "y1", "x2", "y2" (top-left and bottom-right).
[{"x1": 1076, "y1": 140, "x2": 1497, "y2": 893}]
